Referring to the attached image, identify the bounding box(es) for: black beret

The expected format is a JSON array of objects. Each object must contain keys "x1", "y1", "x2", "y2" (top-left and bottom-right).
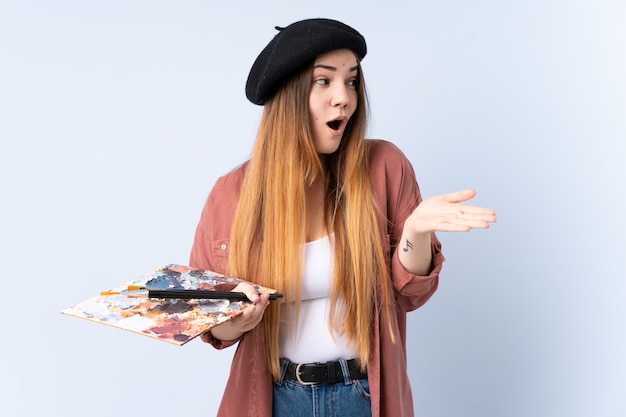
[{"x1": 245, "y1": 18, "x2": 367, "y2": 105}]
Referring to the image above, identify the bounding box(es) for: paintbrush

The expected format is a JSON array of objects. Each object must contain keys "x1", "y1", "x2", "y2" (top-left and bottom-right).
[{"x1": 100, "y1": 288, "x2": 283, "y2": 301}]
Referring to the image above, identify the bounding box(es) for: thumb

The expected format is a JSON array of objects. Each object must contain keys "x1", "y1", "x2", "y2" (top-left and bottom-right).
[{"x1": 445, "y1": 189, "x2": 476, "y2": 203}]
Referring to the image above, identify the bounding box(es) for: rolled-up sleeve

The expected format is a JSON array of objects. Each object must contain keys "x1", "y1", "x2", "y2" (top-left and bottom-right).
[
  {"x1": 391, "y1": 234, "x2": 444, "y2": 311},
  {"x1": 369, "y1": 139, "x2": 445, "y2": 312},
  {"x1": 189, "y1": 166, "x2": 247, "y2": 349}
]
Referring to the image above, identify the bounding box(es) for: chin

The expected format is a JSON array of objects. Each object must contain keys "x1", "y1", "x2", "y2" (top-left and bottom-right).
[{"x1": 315, "y1": 143, "x2": 341, "y2": 154}]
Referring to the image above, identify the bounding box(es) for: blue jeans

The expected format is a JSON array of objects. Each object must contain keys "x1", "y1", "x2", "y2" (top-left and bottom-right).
[{"x1": 272, "y1": 359, "x2": 372, "y2": 417}]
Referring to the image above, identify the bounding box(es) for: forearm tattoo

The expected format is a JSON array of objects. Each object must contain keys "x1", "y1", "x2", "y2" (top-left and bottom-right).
[{"x1": 402, "y1": 239, "x2": 414, "y2": 252}]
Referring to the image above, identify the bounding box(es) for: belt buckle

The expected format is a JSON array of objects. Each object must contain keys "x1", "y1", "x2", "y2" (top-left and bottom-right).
[{"x1": 295, "y1": 361, "x2": 318, "y2": 386}]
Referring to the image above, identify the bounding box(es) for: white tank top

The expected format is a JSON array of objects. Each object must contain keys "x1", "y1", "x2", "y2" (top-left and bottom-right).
[{"x1": 278, "y1": 235, "x2": 357, "y2": 363}]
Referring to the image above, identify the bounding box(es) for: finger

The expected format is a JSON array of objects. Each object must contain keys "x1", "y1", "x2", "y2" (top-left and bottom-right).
[
  {"x1": 238, "y1": 302, "x2": 262, "y2": 323},
  {"x1": 246, "y1": 301, "x2": 268, "y2": 326},
  {"x1": 456, "y1": 210, "x2": 497, "y2": 223},
  {"x1": 434, "y1": 223, "x2": 472, "y2": 232},
  {"x1": 461, "y1": 219, "x2": 492, "y2": 229},
  {"x1": 242, "y1": 303, "x2": 261, "y2": 320},
  {"x1": 259, "y1": 293, "x2": 270, "y2": 306},
  {"x1": 435, "y1": 222, "x2": 487, "y2": 232},
  {"x1": 443, "y1": 189, "x2": 476, "y2": 204},
  {"x1": 233, "y1": 282, "x2": 260, "y2": 303},
  {"x1": 448, "y1": 216, "x2": 493, "y2": 230},
  {"x1": 243, "y1": 293, "x2": 270, "y2": 317},
  {"x1": 457, "y1": 205, "x2": 496, "y2": 216}
]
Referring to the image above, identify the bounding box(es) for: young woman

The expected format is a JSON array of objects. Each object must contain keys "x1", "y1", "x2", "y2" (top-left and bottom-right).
[{"x1": 190, "y1": 18, "x2": 496, "y2": 417}]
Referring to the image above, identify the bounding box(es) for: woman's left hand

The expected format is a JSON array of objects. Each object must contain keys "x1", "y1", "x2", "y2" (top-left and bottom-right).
[{"x1": 405, "y1": 189, "x2": 496, "y2": 235}]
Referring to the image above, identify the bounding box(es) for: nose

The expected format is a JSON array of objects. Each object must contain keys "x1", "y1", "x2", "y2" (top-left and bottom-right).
[{"x1": 330, "y1": 83, "x2": 350, "y2": 108}]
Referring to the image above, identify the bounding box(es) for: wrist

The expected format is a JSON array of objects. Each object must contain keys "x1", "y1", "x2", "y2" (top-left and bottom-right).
[
  {"x1": 210, "y1": 319, "x2": 244, "y2": 342},
  {"x1": 398, "y1": 229, "x2": 433, "y2": 276}
]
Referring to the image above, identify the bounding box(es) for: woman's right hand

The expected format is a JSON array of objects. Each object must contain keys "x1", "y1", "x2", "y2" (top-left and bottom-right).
[{"x1": 208, "y1": 282, "x2": 270, "y2": 341}]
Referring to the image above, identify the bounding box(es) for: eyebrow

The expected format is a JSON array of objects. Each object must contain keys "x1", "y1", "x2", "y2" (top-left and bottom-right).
[{"x1": 313, "y1": 64, "x2": 359, "y2": 72}]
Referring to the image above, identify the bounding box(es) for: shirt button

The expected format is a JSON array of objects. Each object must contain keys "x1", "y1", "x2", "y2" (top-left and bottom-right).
[{"x1": 221, "y1": 244, "x2": 227, "y2": 250}]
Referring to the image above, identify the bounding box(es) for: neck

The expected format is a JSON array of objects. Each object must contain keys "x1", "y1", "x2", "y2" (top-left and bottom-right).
[{"x1": 305, "y1": 178, "x2": 328, "y2": 242}]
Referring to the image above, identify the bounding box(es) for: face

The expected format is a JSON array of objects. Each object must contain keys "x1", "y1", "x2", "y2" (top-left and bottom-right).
[{"x1": 308, "y1": 49, "x2": 359, "y2": 154}]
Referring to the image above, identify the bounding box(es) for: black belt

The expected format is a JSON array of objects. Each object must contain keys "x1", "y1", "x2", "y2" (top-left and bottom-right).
[{"x1": 283, "y1": 359, "x2": 367, "y2": 386}]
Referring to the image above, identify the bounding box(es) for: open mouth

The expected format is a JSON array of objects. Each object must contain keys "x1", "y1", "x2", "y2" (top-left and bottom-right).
[{"x1": 327, "y1": 119, "x2": 342, "y2": 131}]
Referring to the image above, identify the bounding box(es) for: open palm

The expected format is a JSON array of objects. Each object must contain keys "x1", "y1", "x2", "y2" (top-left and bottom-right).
[{"x1": 406, "y1": 189, "x2": 497, "y2": 234}]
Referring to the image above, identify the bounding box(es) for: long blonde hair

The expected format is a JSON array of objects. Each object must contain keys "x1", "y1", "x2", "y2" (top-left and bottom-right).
[{"x1": 228, "y1": 57, "x2": 394, "y2": 380}]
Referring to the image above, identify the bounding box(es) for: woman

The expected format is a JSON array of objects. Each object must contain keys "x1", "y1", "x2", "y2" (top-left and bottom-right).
[{"x1": 190, "y1": 18, "x2": 496, "y2": 417}]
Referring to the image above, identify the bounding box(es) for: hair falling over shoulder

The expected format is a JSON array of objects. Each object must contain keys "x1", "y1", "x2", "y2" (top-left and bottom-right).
[{"x1": 228, "y1": 62, "x2": 395, "y2": 380}]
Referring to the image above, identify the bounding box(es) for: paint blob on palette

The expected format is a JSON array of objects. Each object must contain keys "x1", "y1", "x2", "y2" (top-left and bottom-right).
[{"x1": 62, "y1": 264, "x2": 277, "y2": 346}]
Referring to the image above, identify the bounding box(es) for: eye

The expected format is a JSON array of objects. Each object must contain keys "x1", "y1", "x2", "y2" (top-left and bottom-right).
[
  {"x1": 347, "y1": 79, "x2": 358, "y2": 88},
  {"x1": 315, "y1": 78, "x2": 329, "y2": 86}
]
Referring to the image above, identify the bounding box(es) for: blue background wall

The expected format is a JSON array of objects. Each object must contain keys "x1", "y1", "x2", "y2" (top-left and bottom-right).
[{"x1": 1, "y1": 1, "x2": 624, "y2": 416}]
